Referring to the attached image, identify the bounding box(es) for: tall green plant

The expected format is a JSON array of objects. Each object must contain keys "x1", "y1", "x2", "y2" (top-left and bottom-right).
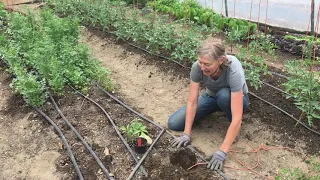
[
  {"x1": 237, "y1": 45, "x2": 269, "y2": 90},
  {"x1": 283, "y1": 59, "x2": 320, "y2": 125},
  {"x1": 249, "y1": 32, "x2": 277, "y2": 56}
]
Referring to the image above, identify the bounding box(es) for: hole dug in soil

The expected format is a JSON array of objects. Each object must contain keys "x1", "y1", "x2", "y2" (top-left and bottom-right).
[
  {"x1": 169, "y1": 148, "x2": 197, "y2": 170},
  {"x1": 143, "y1": 134, "x2": 223, "y2": 180}
]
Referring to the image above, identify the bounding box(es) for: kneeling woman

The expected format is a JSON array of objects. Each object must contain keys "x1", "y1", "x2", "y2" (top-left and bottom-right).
[{"x1": 168, "y1": 38, "x2": 249, "y2": 171}]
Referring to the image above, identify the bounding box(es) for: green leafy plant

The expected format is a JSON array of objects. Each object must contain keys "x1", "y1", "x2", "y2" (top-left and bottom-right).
[
  {"x1": 249, "y1": 32, "x2": 277, "y2": 56},
  {"x1": 120, "y1": 118, "x2": 152, "y2": 144},
  {"x1": 284, "y1": 34, "x2": 320, "y2": 44},
  {"x1": 282, "y1": 59, "x2": 320, "y2": 126},
  {"x1": 237, "y1": 45, "x2": 269, "y2": 90},
  {"x1": 275, "y1": 156, "x2": 320, "y2": 180},
  {"x1": 147, "y1": 0, "x2": 256, "y2": 40},
  {"x1": 0, "y1": 2, "x2": 7, "y2": 30},
  {"x1": 0, "y1": 7, "x2": 112, "y2": 107}
]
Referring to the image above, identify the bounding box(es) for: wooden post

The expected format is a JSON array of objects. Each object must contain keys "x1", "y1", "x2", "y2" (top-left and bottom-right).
[
  {"x1": 311, "y1": 0, "x2": 315, "y2": 36},
  {"x1": 224, "y1": 0, "x2": 228, "y2": 17}
]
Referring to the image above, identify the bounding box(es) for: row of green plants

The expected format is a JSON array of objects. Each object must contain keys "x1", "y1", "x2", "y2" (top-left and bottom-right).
[
  {"x1": 282, "y1": 44, "x2": 320, "y2": 126},
  {"x1": 46, "y1": 0, "x2": 270, "y2": 90},
  {"x1": 284, "y1": 34, "x2": 320, "y2": 44},
  {"x1": 0, "y1": 3, "x2": 5, "y2": 30},
  {"x1": 147, "y1": 0, "x2": 257, "y2": 40},
  {"x1": 0, "y1": 5, "x2": 112, "y2": 107}
]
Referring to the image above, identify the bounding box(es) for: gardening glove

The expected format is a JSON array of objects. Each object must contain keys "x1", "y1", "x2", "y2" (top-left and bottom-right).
[
  {"x1": 207, "y1": 149, "x2": 227, "y2": 171},
  {"x1": 171, "y1": 133, "x2": 190, "y2": 148}
]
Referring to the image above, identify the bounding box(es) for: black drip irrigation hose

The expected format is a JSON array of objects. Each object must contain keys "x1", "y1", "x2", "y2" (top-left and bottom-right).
[
  {"x1": 96, "y1": 84, "x2": 165, "y2": 130},
  {"x1": 109, "y1": 36, "x2": 291, "y2": 94},
  {"x1": 269, "y1": 71, "x2": 289, "y2": 79},
  {"x1": 68, "y1": 85, "x2": 149, "y2": 177},
  {"x1": 249, "y1": 92, "x2": 320, "y2": 137},
  {"x1": 125, "y1": 41, "x2": 293, "y2": 99},
  {"x1": 124, "y1": 41, "x2": 190, "y2": 69},
  {"x1": 261, "y1": 81, "x2": 293, "y2": 97},
  {"x1": 109, "y1": 29, "x2": 289, "y2": 80},
  {"x1": 127, "y1": 129, "x2": 165, "y2": 180},
  {"x1": 34, "y1": 107, "x2": 84, "y2": 180},
  {"x1": 97, "y1": 84, "x2": 230, "y2": 180},
  {"x1": 48, "y1": 93, "x2": 114, "y2": 180}
]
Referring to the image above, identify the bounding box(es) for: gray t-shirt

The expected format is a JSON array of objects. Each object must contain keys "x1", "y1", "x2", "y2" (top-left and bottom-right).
[{"x1": 190, "y1": 55, "x2": 248, "y2": 96}]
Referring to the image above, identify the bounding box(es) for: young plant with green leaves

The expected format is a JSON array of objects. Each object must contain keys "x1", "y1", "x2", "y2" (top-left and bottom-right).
[
  {"x1": 0, "y1": 2, "x2": 7, "y2": 29},
  {"x1": 120, "y1": 118, "x2": 152, "y2": 144},
  {"x1": 249, "y1": 32, "x2": 277, "y2": 56},
  {"x1": 275, "y1": 156, "x2": 320, "y2": 180}
]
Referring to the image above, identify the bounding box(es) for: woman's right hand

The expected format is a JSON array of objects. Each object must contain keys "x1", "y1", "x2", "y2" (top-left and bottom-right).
[{"x1": 171, "y1": 133, "x2": 191, "y2": 148}]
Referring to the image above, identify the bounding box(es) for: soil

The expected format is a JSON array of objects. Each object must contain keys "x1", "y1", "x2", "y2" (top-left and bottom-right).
[{"x1": 1, "y1": 2, "x2": 320, "y2": 180}]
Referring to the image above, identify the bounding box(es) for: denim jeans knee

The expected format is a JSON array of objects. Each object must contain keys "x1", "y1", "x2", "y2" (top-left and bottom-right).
[
  {"x1": 167, "y1": 92, "x2": 220, "y2": 131},
  {"x1": 216, "y1": 88, "x2": 250, "y2": 121},
  {"x1": 167, "y1": 105, "x2": 187, "y2": 131},
  {"x1": 216, "y1": 88, "x2": 232, "y2": 120}
]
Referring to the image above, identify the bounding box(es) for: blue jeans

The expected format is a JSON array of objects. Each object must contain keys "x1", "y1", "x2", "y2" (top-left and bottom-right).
[{"x1": 167, "y1": 88, "x2": 249, "y2": 131}]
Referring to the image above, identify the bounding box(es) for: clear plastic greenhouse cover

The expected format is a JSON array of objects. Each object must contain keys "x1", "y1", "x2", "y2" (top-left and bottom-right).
[{"x1": 197, "y1": 0, "x2": 320, "y2": 31}]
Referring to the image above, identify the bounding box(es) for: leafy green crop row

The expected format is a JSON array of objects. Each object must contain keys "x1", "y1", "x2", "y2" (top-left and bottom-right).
[
  {"x1": 0, "y1": 5, "x2": 112, "y2": 107},
  {"x1": 147, "y1": 0, "x2": 257, "y2": 40},
  {"x1": 284, "y1": 34, "x2": 320, "y2": 44},
  {"x1": 283, "y1": 59, "x2": 320, "y2": 125}
]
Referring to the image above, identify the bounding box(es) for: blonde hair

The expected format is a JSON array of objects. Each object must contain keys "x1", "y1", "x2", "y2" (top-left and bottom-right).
[
  {"x1": 197, "y1": 38, "x2": 231, "y2": 68},
  {"x1": 197, "y1": 38, "x2": 226, "y2": 61}
]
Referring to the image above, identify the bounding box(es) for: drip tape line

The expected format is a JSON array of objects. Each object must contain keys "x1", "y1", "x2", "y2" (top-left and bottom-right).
[
  {"x1": 261, "y1": 81, "x2": 293, "y2": 97},
  {"x1": 96, "y1": 83, "x2": 164, "y2": 130},
  {"x1": 249, "y1": 92, "x2": 320, "y2": 137},
  {"x1": 69, "y1": 85, "x2": 149, "y2": 177},
  {"x1": 34, "y1": 107, "x2": 84, "y2": 180},
  {"x1": 48, "y1": 92, "x2": 114, "y2": 180}
]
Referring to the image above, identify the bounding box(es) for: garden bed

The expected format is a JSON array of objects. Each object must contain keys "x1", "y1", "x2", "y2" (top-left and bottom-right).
[{"x1": 1, "y1": 2, "x2": 320, "y2": 180}]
